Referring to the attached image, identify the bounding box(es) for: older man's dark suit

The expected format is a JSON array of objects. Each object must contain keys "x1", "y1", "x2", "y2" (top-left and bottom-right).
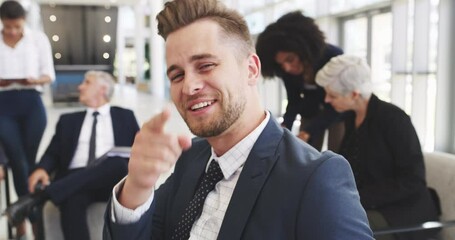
[
  {"x1": 104, "y1": 117, "x2": 373, "y2": 240},
  {"x1": 38, "y1": 106, "x2": 139, "y2": 240}
]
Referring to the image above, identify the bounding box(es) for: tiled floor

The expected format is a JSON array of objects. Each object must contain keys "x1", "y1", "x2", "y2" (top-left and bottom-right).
[{"x1": 0, "y1": 83, "x2": 191, "y2": 240}]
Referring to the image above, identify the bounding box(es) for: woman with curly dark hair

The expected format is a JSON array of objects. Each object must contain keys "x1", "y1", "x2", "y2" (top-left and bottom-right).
[{"x1": 256, "y1": 11, "x2": 343, "y2": 151}]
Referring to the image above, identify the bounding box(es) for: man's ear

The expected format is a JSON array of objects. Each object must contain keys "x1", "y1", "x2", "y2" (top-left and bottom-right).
[
  {"x1": 352, "y1": 90, "x2": 361, "y2": 99},
  {"x1": 100, "y1": 84, "x2": 108, "y2": 99},
  {"x1": 247, "y1": 53, "x2": 261, "y2": 85}
]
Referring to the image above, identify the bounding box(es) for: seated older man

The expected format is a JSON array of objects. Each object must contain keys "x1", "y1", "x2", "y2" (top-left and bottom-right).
[{"x1": 3, "y1": 71, "x2": 139, "y2": 240}]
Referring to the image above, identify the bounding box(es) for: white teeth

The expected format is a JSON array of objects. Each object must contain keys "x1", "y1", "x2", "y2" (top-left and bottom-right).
[{"x1": 191, "y1": 101, "x2": 212, "y2": 110}]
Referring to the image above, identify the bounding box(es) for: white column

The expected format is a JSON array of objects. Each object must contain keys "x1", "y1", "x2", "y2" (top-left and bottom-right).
[
  {"x1": 390, "y1": 0, "x2": 408, "y2": 109},
  {"x1": 149, "y1": 0, "x2": 166, "y2": 99},
  {"x1": 116, "y1": 6, "x2": 127, "y2": 84},
  {"x1": 411, "y1": 0, "x2": 431, "y2": 145},
  {"x1": 435, "y1": 0, "x2": 455, "y2": 153},
  {"x1": 134, "y1": 2, "x2": 145, "y2": 84}
]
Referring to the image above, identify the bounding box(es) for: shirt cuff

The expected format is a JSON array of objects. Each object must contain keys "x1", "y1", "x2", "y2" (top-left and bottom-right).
[{"x1": 110, "y1": 176, "x2": 155, "y2": 224}]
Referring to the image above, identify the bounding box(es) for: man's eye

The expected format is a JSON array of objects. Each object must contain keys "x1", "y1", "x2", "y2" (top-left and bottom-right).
[
  {"x1": 200, "y1": 63, "x2": 216, "y2": 71},
  {"x1": 170, "y1": 73, "x2": 184, "y2": 82}
]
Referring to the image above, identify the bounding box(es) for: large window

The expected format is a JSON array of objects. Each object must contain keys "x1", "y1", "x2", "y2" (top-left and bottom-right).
[{"x1": 341, "y1": 8, "x2": 392, "y2": 101}]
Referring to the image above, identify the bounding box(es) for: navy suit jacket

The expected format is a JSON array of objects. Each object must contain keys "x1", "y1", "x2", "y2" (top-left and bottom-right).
[
  {"x1": 104, "y1": 117, "x2": 373, "y2": 240},
  {"x1": 38, "y1": 106, "x2": 139, "y2": 179}
]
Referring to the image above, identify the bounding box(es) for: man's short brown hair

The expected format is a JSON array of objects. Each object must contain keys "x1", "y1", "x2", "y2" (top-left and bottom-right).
[{"x1": 156, "y1": 0, "x2": 253, "y2": 54}]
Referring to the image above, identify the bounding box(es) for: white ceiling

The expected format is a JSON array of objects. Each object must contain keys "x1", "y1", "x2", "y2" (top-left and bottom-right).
[
  {"x1": 35, "y1": 0, "x2": 140, "y2": 6},
  {"x1": 35, "y1": 0, "x2": 232, "y2": 7}
]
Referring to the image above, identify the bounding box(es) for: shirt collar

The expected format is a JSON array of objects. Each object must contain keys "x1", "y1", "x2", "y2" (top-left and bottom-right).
[
  {"x1": 210, "y1": 111, "x2": 270, "y2": 180},
  {"x1": 87, "y1": 103, "x2": 110, "y2": 117}
]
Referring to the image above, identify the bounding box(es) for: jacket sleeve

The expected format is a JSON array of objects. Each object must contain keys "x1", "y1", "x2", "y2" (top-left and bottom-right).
[
  {"x1": 0, "y1": 143, "x2": 7, "y2": 166},
  {"x1": 37, "y1": 116, "x2": 65, "y2": 174},
  {"x1": 358, "y1": 112, "x2": 427, "y2": 208},
  {"x1": 282, "y1": 78, "x2": 300, "y2": 130},
  {"x1": 103, "y1": 197, "x2": 156, "y2": 240},
  {"x1": 103, "y1": 174, "x2": 175, "y2": 240},
  {"x1": 298, "y1": 154, "x2": 373, "y2": 239}
]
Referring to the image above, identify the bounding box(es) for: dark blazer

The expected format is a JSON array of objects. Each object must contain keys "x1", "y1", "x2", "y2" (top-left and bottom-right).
[
  {"x1": 339, "y1": 95, "x2": 439, "y2": 231},
  {"x1": 104, "y1": 117, "x2": 373, "y2": 240},
  {"x1": 0, "y1": 143, "x2": 7, "y2": 165},
  {"x1": 281, "y1": 44, "x2": 343, "y2": 135},
  {"x1": 38, "y1": 106, "x2": 139, "y2": 179}
]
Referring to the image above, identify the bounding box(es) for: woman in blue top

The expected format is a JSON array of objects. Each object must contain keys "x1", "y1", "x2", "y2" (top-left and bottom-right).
[{"x1": 256, "y1": 11, "x2": 343, "y2": 151}]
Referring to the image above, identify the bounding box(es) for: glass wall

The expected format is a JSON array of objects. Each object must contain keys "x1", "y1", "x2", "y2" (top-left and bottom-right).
[{"x1": 341, "y1": 9, "x2": 392, "y2": 102}]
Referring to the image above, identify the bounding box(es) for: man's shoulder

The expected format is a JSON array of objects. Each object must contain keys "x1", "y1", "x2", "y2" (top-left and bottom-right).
[
  {"x1": 280, "y1": 131, "x2": 346, "y2": 168},
  {"x1": 59, "y1": 110, "x2": 85, "y2": 120},
  {"x1": 110, "y1": 106, "x2": 134, "y2": 113}
]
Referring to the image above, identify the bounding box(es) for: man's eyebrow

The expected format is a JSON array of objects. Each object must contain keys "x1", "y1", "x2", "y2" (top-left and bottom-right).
[
  {"x1": 166, "y1": 54, "x2": 219, "y2": 76},
  {"x1": 190, "y1": 53, "x2": 218, "y2": 62}
]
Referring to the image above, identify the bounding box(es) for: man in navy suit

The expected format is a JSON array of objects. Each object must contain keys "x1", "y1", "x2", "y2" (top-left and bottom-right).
[
  {"x1": 4, "y1": 71, "x2": 139, "y2": 240},
  {"x1": 104, "y1": 0, "x2": 373, "y2": 239}
]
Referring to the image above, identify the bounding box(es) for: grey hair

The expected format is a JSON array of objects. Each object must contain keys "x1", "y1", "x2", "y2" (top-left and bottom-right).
[
  {"x1": 315, "y1": 55, "x2": 372, "y2": 98},
  {"x1": 84, "y1": 71, "x2": 115, "y2": 101}
]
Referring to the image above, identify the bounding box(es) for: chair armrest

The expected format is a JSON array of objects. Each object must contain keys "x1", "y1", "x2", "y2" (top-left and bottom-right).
[{"x1": 373, "y1": 220, "x2": 455, "y2": 236}]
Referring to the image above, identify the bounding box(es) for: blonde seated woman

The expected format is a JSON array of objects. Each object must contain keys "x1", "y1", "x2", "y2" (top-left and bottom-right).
[{"x1": 315, "y1": 55, "x2": 439, "y2": 240}]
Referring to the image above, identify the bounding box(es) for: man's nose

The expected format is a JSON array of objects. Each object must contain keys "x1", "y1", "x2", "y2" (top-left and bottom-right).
[{"x1": 182, "y1": 73, "x2": 203, "y2": 95}]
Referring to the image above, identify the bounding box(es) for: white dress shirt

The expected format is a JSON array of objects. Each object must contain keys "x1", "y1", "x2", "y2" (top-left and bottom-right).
[
  {"x1": 69, "y1": 104, "x2": 115, "y2": 169},
  {"x1": 111, "y1": 111, "x2": 271, "y2": 240},
  {"x1": 0, "y1": 27, "x2": 55, "y2": 91}
]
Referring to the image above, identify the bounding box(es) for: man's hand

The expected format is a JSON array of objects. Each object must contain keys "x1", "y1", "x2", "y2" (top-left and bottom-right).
[
  {"x1": 298, "y1": 131, "x2": 310, "y2": 142},
  {"x1": 28, "y1": 168, "x2": 50, "y2": 193},
  {"x1": 120, "y1": 108, "x2": 192, "y2": 209}
]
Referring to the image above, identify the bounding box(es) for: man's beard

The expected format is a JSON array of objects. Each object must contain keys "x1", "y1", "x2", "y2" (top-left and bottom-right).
[{"x1": 186, "y1": 95, "x2": 245, "y2": 138}]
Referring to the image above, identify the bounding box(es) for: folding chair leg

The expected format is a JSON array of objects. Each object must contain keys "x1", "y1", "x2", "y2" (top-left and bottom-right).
[{"x1": 4, "y1": 165, "x2": 13, "y2": 239}]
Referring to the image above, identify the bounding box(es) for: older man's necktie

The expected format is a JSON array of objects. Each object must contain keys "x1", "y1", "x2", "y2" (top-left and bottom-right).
[{"x1": 87, "y1": 111, "x2": 99, "y2": 166}]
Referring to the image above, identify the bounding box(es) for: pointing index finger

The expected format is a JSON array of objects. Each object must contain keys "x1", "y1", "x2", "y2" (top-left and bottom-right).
[{"x1": 145, "y1": 107, "x2": 172, "y2": 133}]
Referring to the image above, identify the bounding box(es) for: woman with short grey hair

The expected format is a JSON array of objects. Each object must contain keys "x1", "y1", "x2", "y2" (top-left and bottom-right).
[
  {"x1": 316, "y1": 55, "x2": 439, "y2": 240},
  {"x1": 316, "y1": 55, "x2": 372, "y2": 99}
]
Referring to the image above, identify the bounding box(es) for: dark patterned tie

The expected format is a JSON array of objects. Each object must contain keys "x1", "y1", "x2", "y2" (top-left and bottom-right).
[
  {"x1": 87, "y1": 111, "x2": 99, "y2": 166},
  {"x1": 171, "y1": 160, "x2": 224, "y2": 240}
]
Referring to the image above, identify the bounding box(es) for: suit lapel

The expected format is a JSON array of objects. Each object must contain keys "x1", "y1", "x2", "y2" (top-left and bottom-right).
[
  {"x1": 171, "y1": 144, "x2": 212, "y2": 225},
  {"x1": 218, "y1": 118, "x2": 283, "y2": 240},
  {"x1": 63, "y1": 111, "x2": 85, "y2": 168},
  {"x1": 70, "y1": 111, "x2": 86, "y2": 153},
  {"x1": 110, "y1": 107, "x2": 121, "y2": 145}
]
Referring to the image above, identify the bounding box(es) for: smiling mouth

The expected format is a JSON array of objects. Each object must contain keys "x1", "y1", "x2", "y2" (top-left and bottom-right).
[{"x1": 190, "y1": 100, "x2": 215, "y2": 111}]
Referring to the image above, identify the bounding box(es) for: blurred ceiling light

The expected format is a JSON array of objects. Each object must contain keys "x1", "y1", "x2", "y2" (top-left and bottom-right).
[
  {"x1": 52, "y1": 35, "x2": 59, "y2": 42},
  {"x1": 55, "y1": 53, "x2": 62, "y2": 59},
  {"x1": 105, "y1": 16, "x2": 111, "y2": 23},
  {"x1": 49, "y1": 15, "x2": 57, "y2": 22},
  {"x1": 103, "y1": 35, "x2": 111, "y2": 43},
  {"x1": 103, "y1": 53, "x2": 110, "y2": 59}
]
